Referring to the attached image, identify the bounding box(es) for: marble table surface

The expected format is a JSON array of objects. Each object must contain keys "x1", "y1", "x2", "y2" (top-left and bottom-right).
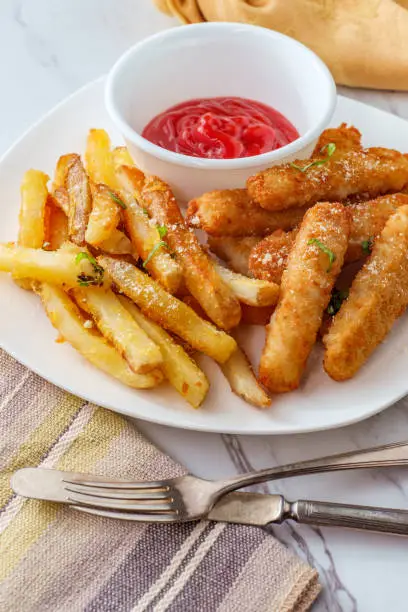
[{"x1": 2, "y1": 2, "x2": 408, "y2": 611}]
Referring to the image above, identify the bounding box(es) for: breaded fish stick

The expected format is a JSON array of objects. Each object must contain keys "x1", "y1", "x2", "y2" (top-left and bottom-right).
[
  {"x1": 247, "y1": 148, "x2": 408, "y2": 211},
  {"x1": 324, "y1": 204, "x2": 408, "y2": 381},
  {"x1": 259, "y1": 203, "x2": 350, "y2": 393},
  {"x1": 142, "y1": 176, "x2": 241, "y2": 330},
  {"x1": 249, "y1": 229, "x2": 297, "y2": 284},
  {"x1": 312, "y1": 123, "x2": 362, "y2": 159},
  {"x1": 186, "y1": 189, "x2": 307, "y2": 237},
  {"x1": 249, "y1": 193, "x2": 408, "y2": 284},
  {"x1": 207, "y1": 236, "x2": 260, "y2": 276}
]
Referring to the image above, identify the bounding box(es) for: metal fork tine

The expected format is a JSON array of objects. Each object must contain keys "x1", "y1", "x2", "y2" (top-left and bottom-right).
[
  {"x1": 71, "y1": 505, "x2": 179, "y2": 523},
  {"x1": 63, "y1": 482, "x2": 171, "y2": 500},
  {"x1": 66, "y1": 491, "x2": 176, "y2": 513},
  {"x1": 63, "y1": 478, "x2": 168, "y2": 491}
]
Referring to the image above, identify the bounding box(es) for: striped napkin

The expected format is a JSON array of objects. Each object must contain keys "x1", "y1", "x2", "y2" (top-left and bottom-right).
[{"x1": 0, "y1": 349, "x2": 320, "y2": 611}]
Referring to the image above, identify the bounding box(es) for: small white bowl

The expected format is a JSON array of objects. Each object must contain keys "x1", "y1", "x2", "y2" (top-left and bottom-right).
[{"x1": 106, "y1": 23, "x2": 336, "y2": 202}]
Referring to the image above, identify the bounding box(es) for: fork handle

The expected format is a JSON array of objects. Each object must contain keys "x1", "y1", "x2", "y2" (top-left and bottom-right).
[
  {"x1": 289, "y1": 500, "x2": 408, "y2": 536},
  {"x1": 219, "y1": 440, "x2": 408, "y2": 494}
]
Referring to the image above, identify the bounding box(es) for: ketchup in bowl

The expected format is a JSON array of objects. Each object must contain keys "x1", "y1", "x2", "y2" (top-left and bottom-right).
[{"x1": 142, "y1": 97, "x2": 299, "y2": 160}]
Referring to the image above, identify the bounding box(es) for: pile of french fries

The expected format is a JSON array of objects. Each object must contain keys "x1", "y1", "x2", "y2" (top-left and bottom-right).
[
  {"x1": 187, "y1": 123, "x2": 408, "y2": 392},
  {"x1": 1, "y1": 129, "x2": 276, "y2": 409},
  {"x1": 4, "y1": 123, "x2": 408, "y2": 412}
]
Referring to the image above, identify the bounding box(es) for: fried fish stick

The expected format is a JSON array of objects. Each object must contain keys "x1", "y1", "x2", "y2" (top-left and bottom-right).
[
  {"x1": 249, "y1": 229, "x2": 297, "y2": 284},
  {"x1": 312, "y1": 123, "x2": 362, "y2": 159},
  {"x1": 186, "y1": 188, "x2": 307, "y2": 236},
  {"x1": 207, "y1": 236, "x2": 260, "y2": 276},
  {"x1": 249, "y1": 193, "x2": 408, "y2": 284},
  {"x1": 324, "y1": 204, "x2": 408, "y2": 381},
  {"x1": 259, "y1": 203, "x2": 350, "y2": 393},
  {"x1": 142, "y1": 176, "x2": 241, "y2": 330},
  {"x1": 247, "y1": 148, "x2": 408, "y2": 211},
  {"x1": 347, "y1": 192, "x2": 408, "y2": 260}
]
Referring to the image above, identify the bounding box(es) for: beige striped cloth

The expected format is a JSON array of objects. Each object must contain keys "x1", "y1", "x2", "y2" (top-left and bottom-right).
[{"x1": 0, "y1": 349, "x2": 320, "y2": 611}]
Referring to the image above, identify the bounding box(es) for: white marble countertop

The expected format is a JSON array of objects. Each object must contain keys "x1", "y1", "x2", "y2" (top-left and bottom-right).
[{"x1": 2, "y1": 2, "x2": 408, "y2": 610}]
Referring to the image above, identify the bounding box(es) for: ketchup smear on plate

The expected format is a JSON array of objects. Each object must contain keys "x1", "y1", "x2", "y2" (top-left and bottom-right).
[{"x1": 142, "y1": 97, "x2": 299, "y2": 160}]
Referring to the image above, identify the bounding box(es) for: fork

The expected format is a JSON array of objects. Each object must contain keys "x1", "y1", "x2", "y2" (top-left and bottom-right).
[{"x1": 11, "y1": 440, "x2": 408, "y2": 522}]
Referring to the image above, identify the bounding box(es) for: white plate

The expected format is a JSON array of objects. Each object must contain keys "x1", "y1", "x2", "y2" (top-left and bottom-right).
[{"x1": 1, "y1": 77, "x2": 408, "y2": 435}]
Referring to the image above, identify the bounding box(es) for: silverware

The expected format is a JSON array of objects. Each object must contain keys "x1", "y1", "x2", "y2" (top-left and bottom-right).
[
  {"x1": 11, "y1": 440, "x2": 408, "y2": 522},
  {"x1": 10, "y1": 467, "x2": 408, "y2": 534}
]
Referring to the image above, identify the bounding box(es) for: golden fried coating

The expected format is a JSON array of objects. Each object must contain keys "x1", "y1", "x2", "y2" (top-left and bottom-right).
[
  {"x1": 259, "y1": 202, "x2": 350, "y2": 393},
  {"x1": 249, "y1": 229, "x2": 297, "y2": 284},
  {"x1": 186, "y1": 188, "x2": 307, "y2": 236},
  {"x1": 249, "y1": 193, "x2": 408, "y2": 284},
  {"x1": 247, "y1": 148, "x2": 408, "y2": 211},
  {"x1": 142, "y1": 176, "x2": 242, "y2": 330},
  {"x1": 312, "y1": 123, "x2": 362, "y2": 159},
  {"x1": 324, "y1": 204, "x2": 408, "y2": 381},
  {"x1": 207, "y1": 236, "x2": 260, "y2": 276},
  {"x1": 347, "y1": 193, "x2": 408, "y2": 260}
]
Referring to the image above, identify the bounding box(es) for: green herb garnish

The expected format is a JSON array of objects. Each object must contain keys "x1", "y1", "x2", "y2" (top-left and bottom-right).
[
  {"x1": 75, "y1": 251, "x2": 104, "y2": 286},
  {"x1": 142, "y1": 208, "x2": 149, "y2": 217},
  {"x1": 157, "y1": 225, "x2": 168, "y2": 239},
  {"x1": 308, "y1": 238, "x2": 336, "y2": 272},
  {"x1": 108, "y1": 190, "x2": 127, "y2": 209},
  {"x1": 142, "y1": 241, "x2": 169, "y2": 268},
  {"x1": 327, "y1": 288, "x2": 349, "y2": 316},
  {"x1": 290, "y1": 142, "x2": 336, "y2": 173},
  {"x1": 361, "y1": 236, "x2": 374, "y2": 255}
]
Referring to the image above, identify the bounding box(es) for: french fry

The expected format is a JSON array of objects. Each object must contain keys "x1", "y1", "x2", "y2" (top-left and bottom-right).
[
  {"x1": 0, "y1": 244, "x2": 109, "y2": 288},
  {"x1": 112, "y1": 146, "x2": 134, "y2": 169},
  {"x1": 66, "y1": 156, "x2": 92, "y2": 245},
  {"x1": 221, "y1": 346, "x2": 271, "y2": 408},
  {"x1": 259, "y1": 203, "x2": 350, "y2": 393},
  {"x1": 85, "y1": 128, "x2": 117, "y2": 189},
  {"x1": 73, "y1": 287, "x2": 163, "y2": 374},
  {"x1": 116, "y1": 167, "x2": 182, "y2": 294},
  {"x1": 45, "y1": 195, "x2": 69, "y2": 250},
  {"x1": 116, "y1": 164, "x2": 145, "y2": 196},
  {"x1": 142, "y1": 176, "x2": 242, "y2": 330},
  {"x1": 207, "y1": 236, "x2": 260, "y2": 276},
  {"x1": 98, "y1": 256, "x2": 237, "y2": 363},
  {"x1": 53, "y1": 154, "x2": 77, "y2": 190},
  {"x1": 18, "y1": 169, "x2": 49, "y2": 248},
  {"x1": 52, "y1": 186, "x2": 70, "y2": 216},
  {"x1": 16, "y1": 169, "x2": 50, "y2": 289},
  {"x1": 213, "y1": 262, "x2": 279, "y2": 307},
  {"x1": 120, "y1": 296, "x2": 209, "y2": 408},
  {"x1": 38, "y1": 284, "x2": 162, "y2": 388},
  {"x1": 85, "y1": 183, "x2": 122, "y2": 247},
  {"x1": 98, "y1": 228, "x2": 134, "y2": 256}
]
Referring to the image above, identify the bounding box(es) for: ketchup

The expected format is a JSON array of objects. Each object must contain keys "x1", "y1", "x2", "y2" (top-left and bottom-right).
[{"x1": 142, "y1": 97, "x2": 299, "y2": 160}]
